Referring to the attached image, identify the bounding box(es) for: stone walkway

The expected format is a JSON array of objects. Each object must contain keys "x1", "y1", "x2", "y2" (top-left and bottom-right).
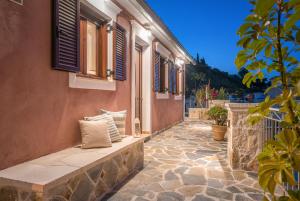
[{"x1": 105, "y1": 120, "x2": 263, "y2": 201}]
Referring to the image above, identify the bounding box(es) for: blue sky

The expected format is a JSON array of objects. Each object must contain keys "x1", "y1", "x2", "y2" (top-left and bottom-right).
[{"x1": 146, "y1": 0, "x2": 252, "y2": 74}]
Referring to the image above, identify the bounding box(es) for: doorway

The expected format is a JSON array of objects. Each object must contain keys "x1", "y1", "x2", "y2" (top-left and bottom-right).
[{"x1": 135, "y1": 44, "x2": 143, "y2": 129}]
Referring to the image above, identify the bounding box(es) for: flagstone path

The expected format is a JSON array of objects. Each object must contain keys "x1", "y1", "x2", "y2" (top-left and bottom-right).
[{"x1": 104, "y1": 120, "x2": 263, "y2": 201}]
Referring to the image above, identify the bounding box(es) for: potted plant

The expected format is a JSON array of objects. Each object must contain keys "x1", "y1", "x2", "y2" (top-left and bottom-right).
[{"x1": 207, "y1": 106, "x2": 228, "y2": 141}]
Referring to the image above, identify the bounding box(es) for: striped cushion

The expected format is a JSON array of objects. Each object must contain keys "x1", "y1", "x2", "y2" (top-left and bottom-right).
[
  {"x1": 84, "y1": 114, "x2": 121, "y2": 142},
  {"x1": 99, "y1": 110, "x2": 127, "y2": 137}
]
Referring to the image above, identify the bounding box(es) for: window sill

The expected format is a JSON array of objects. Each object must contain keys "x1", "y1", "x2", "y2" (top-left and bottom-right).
[
  {"x1": 76, "y1": 73, "x2": 106, "y2": 80},
  {"x1": 156, "y1": 92, "x2": 169, "y2": 99},
  {"x1": 174, "y1": 95, "x2": 183, "y2": 100},
  {"x1": 69, "y1": 73, "x2": 116, "y2": 91}
]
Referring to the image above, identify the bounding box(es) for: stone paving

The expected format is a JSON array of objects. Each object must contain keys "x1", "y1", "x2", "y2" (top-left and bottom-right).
[{"x1": 104, "y1": 120, "x2": 263, "y2": 201}]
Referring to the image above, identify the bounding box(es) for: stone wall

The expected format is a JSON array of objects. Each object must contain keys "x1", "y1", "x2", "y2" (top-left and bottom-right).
[
  {"x1": 226, "y1": 103, "x2": 263, "y2": 171},
  {"x1": 0, "y1": 141, "x2": 144, "y2": 201},
  {"x1": 209, "y1": 100, "x2": 230, "y2": 108},
  {"x1": 188, "y1": 108, "x2": 209, "y2": 120}
]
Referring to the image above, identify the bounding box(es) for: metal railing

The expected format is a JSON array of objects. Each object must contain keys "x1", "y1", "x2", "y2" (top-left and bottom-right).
[
  {"x1": 262, "y1": 108, "x2": 283, "y2": 145},
  {"x1": 262, "y1": 108, "x2": 299, "y2": 190}
]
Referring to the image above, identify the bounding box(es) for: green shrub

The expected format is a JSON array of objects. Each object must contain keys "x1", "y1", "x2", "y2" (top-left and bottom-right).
[
  {"x1": 207, "y1": 106, "x2": 228, "y2": 126},
  {"x1": 195, "y1": 87, "x2": 206, "y2": 107}
]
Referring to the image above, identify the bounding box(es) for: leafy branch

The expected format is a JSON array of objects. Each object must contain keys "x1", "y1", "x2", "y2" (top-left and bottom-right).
[{"x1": 236, "y1": 0, "x2": 300, "y2": 200}]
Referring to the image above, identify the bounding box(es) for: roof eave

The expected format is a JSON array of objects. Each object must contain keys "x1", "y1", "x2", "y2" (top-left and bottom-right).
[{"x1": 136, "y1": 0, "x2": 195, "y2": 64}]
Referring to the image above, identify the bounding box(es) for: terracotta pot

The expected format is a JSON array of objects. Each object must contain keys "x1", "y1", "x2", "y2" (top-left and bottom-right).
[{"x1": 211, "y1": 125, "x2": 227, "y2": 141}]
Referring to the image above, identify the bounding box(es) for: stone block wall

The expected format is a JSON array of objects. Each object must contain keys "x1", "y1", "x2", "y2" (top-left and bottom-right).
[
  {"x1": 0, "y1": 141, "x2": 144, "y2": 201},
  {"x1": 226, "y1": 103, "x2": 263, "y2": 171},
  {"x1": 209, "y1": 100, "x2": 230, "y2": 108},
  {"x1": 188, "y1": 108, "x2": 209, "y2": 120}
]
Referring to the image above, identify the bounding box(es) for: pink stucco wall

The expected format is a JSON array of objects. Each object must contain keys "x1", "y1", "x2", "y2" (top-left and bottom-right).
[
  {"x1": 0, "y1": 1, "x2": 132, "y2": 170},
  {"x1": 0, "y1": 0, "x2": 184, "y2": 170}
]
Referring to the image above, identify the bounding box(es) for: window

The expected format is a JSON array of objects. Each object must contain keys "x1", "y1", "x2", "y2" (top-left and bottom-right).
[
  {"x1": 159, "y1": 57, "x2": 166, "y2": 92},
  {"x1": 53, "y1": 0, "x2": 121, "y2": 91},
  {"x1": 80, "y1": 18, "x2": 107, "y2": 78}
]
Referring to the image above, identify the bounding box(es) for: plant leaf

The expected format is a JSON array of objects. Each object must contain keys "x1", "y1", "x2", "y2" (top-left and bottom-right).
[
  {"x1": 265, "y1": 44, "x2": 273, "y2": 57},
  {"x1": 242, "y1": 72, "x2": 253, "y2": 85},
  {"x1": 255, "y1": 0, "x2": 275, "y2": 17}
]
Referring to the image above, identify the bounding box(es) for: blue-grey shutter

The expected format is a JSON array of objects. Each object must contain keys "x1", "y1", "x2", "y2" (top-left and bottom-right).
[
  {"x1": 173, "y1": 67, "x2": 177, "y2": 94},
  {"x1": 175, "y1": 68, "x2": 178, "y2": 94},
  {"x1": 154, "y1": 52, "x2": 160, "y2": 92},
  {"x1": 115, "y1": 24, "x2": 126, "y2": 81},
  {"x1": 168, "y1": 61, "x2": 172, "y2": 93},
  {"x1": 52, "y1": 0, "x2": 80, "y2": 72}
]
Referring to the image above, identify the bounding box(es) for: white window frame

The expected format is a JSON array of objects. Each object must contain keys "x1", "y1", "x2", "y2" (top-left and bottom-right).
[{"x1": 69, "y1": 0, "x2": 121, "y2": 90}]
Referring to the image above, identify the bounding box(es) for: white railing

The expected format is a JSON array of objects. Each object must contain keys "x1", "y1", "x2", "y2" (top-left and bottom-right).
[
  {"x1": 263, "y1": 108, "x2": 299, "y2": 190},
  {"x1": 262, "y1": 108, "x2": 282, "y2": 145}
]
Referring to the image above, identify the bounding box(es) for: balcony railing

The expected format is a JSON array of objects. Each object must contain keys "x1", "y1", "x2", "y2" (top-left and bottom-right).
[{"x1": 262, "y1": 108, "x2": 299, "y2": 190}]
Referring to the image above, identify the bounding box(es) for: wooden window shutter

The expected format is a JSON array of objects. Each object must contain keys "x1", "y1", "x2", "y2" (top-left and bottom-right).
[
  {"x1": 52, "y1": 0, "x2": 80, "y2": 72},
  {"x1": 99, "y1": 24, "x2": 108, "y2": 78},
  {"x1": 154, "y1": 52, "x2": 160, "y2": 92},
  {"x1": 115, "y1": 24, "x2": 127, "y2": 81}
]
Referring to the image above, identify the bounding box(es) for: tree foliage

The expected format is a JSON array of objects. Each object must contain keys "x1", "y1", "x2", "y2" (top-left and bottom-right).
[
  {"x1": 195, "y1": 87, "x2": 206, "y2": 107},
  {"x1": 236, "y1": 0, "x2": 300, "y2": 200},
  {"x1": 185, "y1": 56, "x2": 270, "y2": 98},
  {"x1": 217, "y1": 87, "x2": 229, "y2": 100}
]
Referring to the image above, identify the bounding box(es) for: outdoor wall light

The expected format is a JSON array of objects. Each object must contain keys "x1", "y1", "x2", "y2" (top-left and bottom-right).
[
  {"x1": 175, "y1": 58, "x2": 185, "y2": 66},
  {"x1": 106, "y1": 24, "x2": 113, "y2": 33},
  {"x1": 142, "y1": 24, "x2": 152, "y2": 38},
  {"x1": 106, "y1": 69, "x2": 114, "y2": 81},
  {"x1": 143, "y1": 23, "x2": 151, "y2": 30}
]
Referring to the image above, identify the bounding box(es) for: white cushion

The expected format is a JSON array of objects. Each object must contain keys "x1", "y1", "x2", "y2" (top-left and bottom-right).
[{"x1": 79, "y1": 120, "x2": 112, "y2": 149}]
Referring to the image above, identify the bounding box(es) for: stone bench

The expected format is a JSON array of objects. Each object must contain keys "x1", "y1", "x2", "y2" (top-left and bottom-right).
[{"x1": 0, "y1": 136, "x2": 144, "y2": 201}]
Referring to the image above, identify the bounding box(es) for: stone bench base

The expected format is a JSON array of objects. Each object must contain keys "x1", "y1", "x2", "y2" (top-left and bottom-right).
[{"x1": 0, "y1": 137, "x2": 144, "y2": 201}]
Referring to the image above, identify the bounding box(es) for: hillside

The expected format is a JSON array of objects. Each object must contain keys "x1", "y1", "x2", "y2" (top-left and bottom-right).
[{"x1": 185, "y1": 58, "x2": 269, "y2": 97}]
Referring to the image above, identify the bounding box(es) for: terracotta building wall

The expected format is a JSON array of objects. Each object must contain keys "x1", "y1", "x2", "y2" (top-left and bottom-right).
[
  {"x1": 150, "y1": 41, "x2": 184, "y2": 133},
  {"x1": 0, "y1": 1, "x2": 132, "y2": 170},
  {"x1": 152, "y1": 93, "x2": 184, "y2": 133}
]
